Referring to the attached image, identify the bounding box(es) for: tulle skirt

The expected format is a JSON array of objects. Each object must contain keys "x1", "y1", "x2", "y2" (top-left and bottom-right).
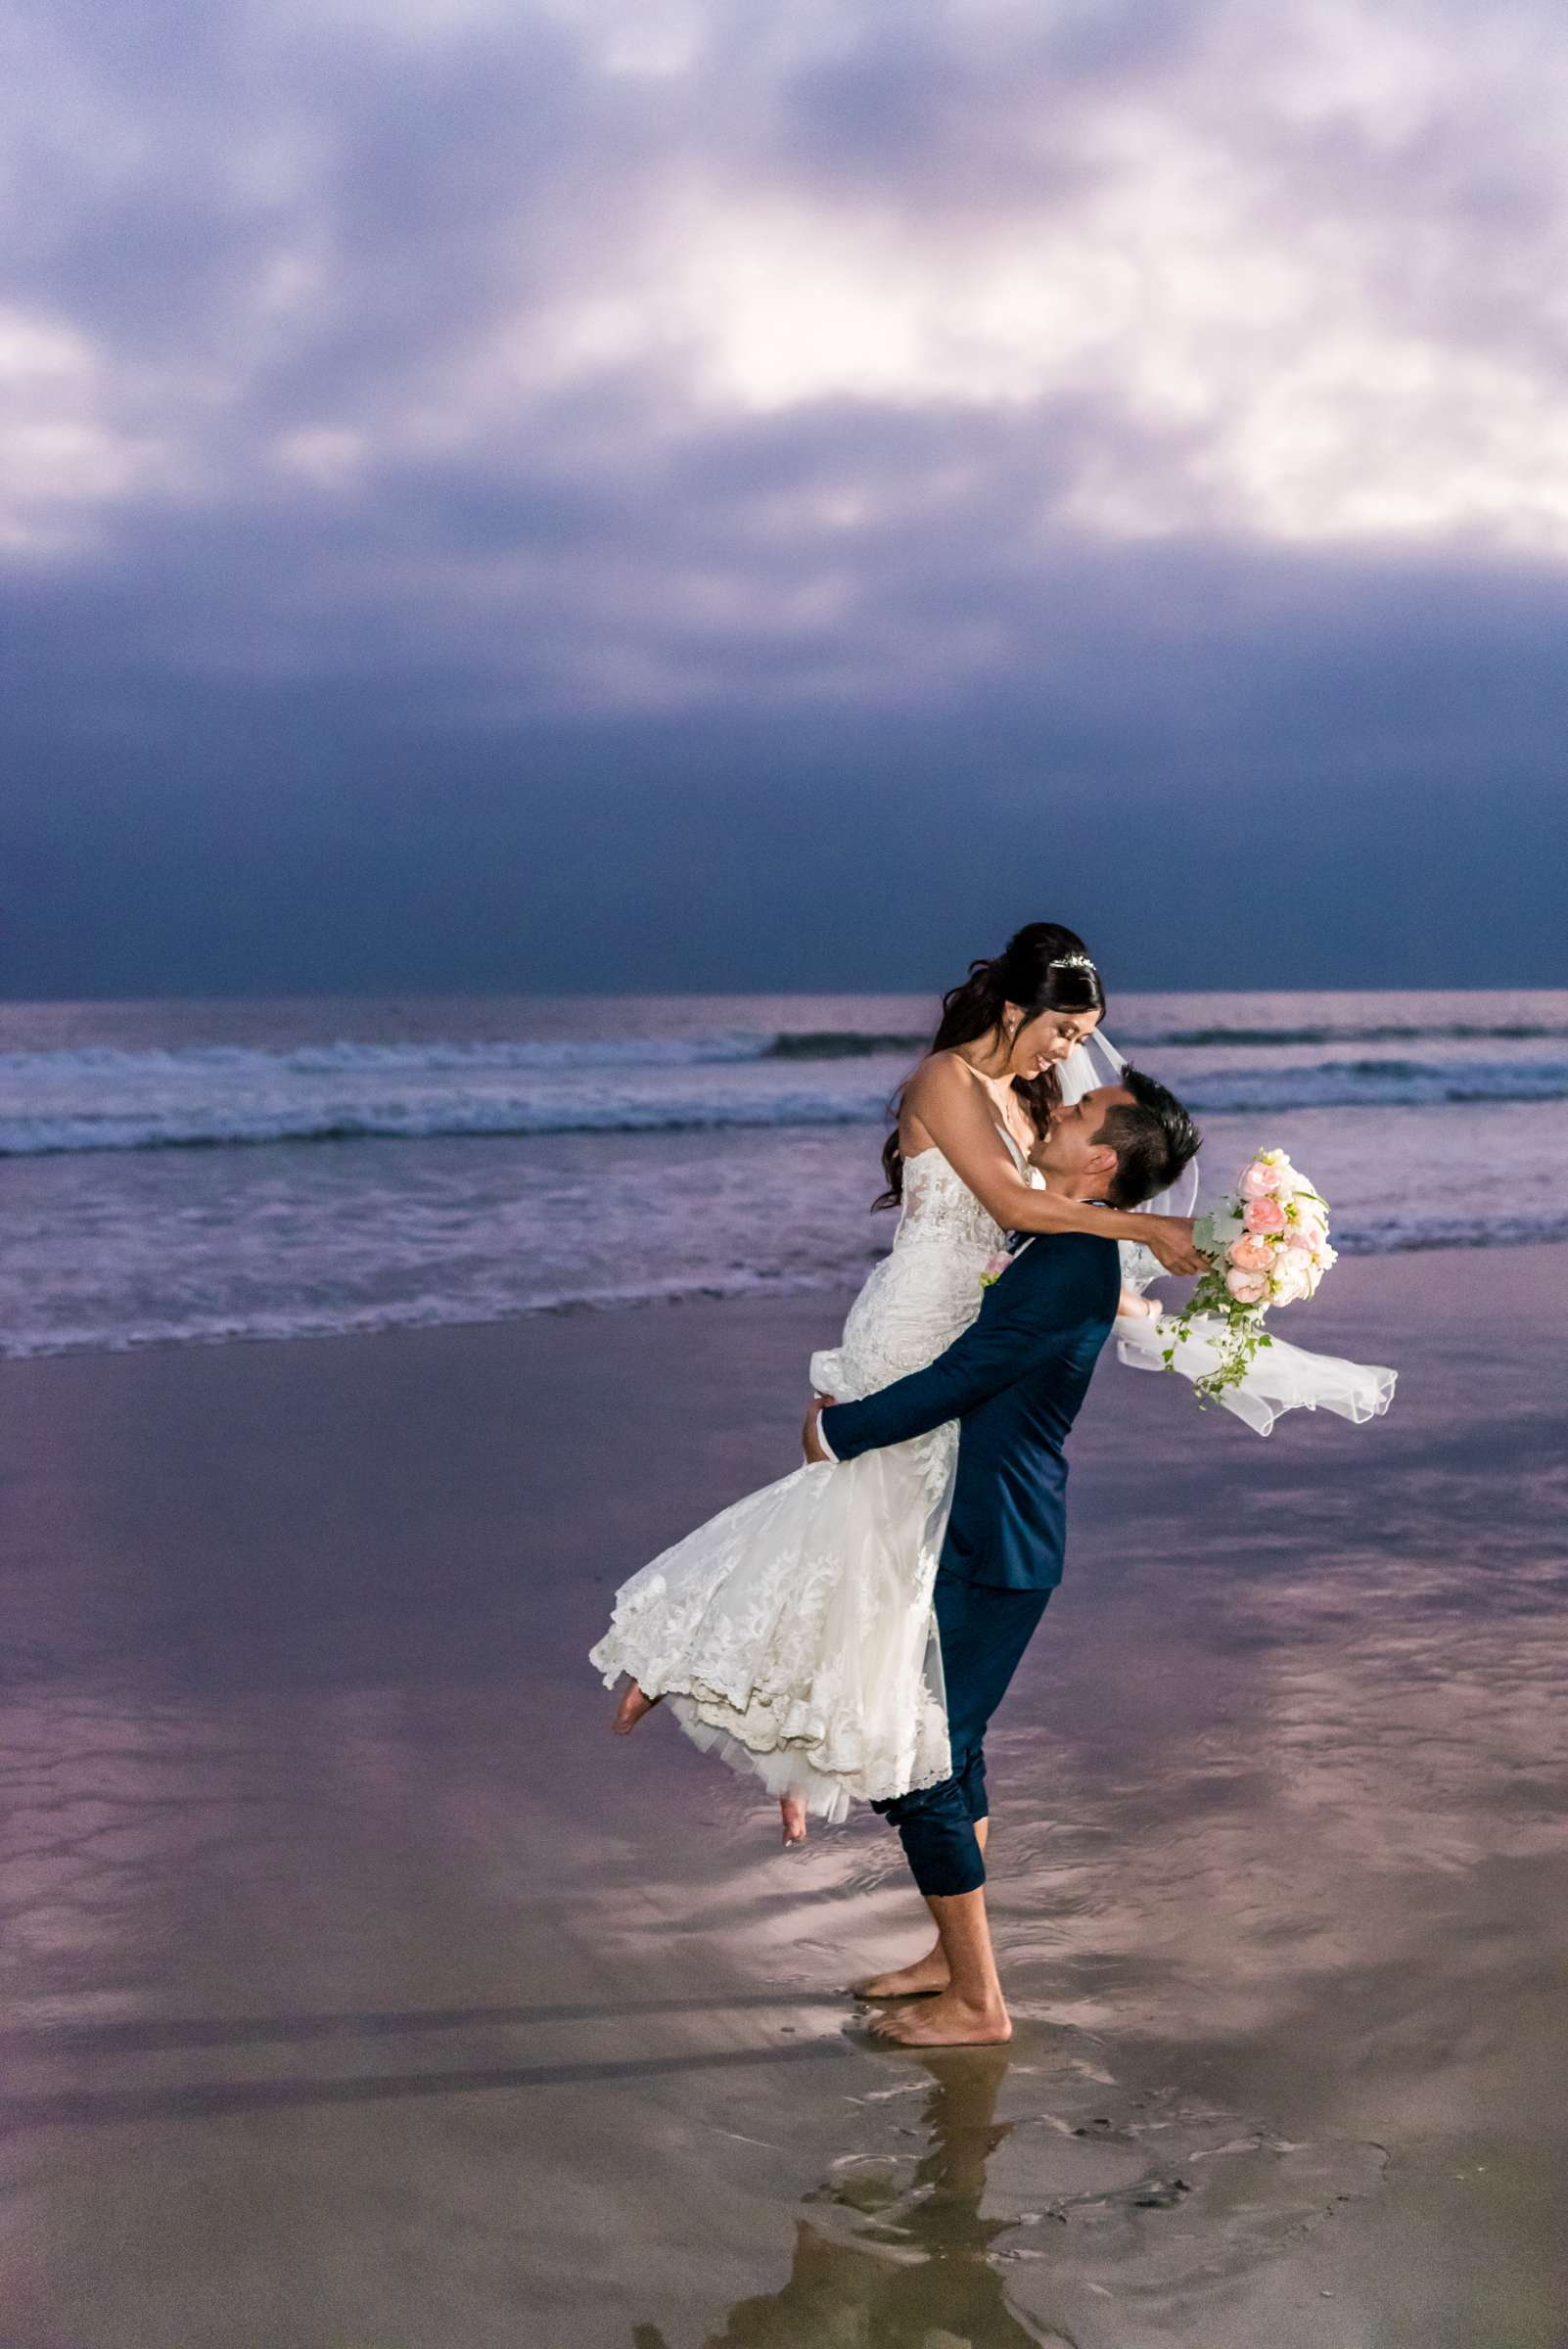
[{"x1": 588, "y1": 1423, "x2": 956, "y2": 1822}]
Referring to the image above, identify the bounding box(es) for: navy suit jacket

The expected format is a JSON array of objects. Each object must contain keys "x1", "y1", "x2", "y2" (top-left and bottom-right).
[{"x1": 818, "y1": 1231, "x2": 1121, "y2": 1592}]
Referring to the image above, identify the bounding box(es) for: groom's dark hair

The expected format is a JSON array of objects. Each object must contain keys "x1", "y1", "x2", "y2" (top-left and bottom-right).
[{"x1": 1092, "y1": 1068, "x2": 1202, "y2": 1209}]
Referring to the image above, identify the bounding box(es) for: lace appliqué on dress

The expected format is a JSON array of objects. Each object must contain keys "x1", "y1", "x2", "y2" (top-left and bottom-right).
[{"x1": 589, "y1": 1141, "x2": 1022, "y2": 1820}]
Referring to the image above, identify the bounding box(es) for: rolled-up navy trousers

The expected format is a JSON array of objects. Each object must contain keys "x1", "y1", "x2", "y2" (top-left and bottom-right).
[{"x1": 872, "y1": 1568, "x2": 1051, "y2": 1899}]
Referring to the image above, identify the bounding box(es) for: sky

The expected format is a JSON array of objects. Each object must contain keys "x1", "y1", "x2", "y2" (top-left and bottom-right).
[{"x1": 3, "y1": 0, "x2": 1567, "y2": 997}]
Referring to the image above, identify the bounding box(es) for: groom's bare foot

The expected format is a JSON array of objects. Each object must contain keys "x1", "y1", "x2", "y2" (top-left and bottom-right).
[
  {"x1": 612, "y1": 1680, "x2": 663, "y2": 1734},
  {"x1": 780, "y1": 1794, "x2": 807, "y2": 1846},
  {"x1": 852, "y1": 1946, "x2": 950, "y2": 2000},
  {"x1": 866, "y1": 1990, "x2": 1011, "y2": 2047}
]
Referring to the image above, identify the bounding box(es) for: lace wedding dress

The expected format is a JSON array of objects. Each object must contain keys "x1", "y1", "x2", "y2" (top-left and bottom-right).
[{"x1": 588, "y1": 1133, "x2": 1036, "y2": 1822}]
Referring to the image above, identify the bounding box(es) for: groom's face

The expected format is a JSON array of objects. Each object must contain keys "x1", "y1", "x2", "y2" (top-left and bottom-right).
[{"x1": 1034, "y1": 1083, "x2": 1131, "y2": 1194}]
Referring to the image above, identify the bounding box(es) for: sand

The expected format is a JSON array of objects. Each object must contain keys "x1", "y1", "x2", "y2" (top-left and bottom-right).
[{"x1": 1, "y1": 1245, "x2": 1565, "y2": 2347}]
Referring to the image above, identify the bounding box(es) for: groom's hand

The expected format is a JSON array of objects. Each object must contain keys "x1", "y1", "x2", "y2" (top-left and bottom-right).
[{"x1": 802, "y1": 1396, "x2": 832, "y2": 1464}]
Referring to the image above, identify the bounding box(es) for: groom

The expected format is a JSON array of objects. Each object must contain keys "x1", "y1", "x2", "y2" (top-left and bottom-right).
[{"x1": 803, "y1": 1071, "x2": 1201, "y2": 2048}]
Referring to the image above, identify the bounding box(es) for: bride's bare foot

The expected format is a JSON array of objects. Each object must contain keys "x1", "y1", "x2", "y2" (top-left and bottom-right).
[
  {"x1": 780, "y1": 1793, "x2": 807, "y2": 1846},
  {"x1": 852, "y1": 1944, "x2": 950, "y2": 2000},
  {"x1": 866, "y1": 1990, "x2": 1011, "y2": 2047},
  {"x1": 612, "y1": 1680, "x2": 663, "y2": 1735}
]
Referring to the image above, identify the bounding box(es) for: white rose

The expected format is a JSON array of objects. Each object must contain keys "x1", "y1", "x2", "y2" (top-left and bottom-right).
[{"x1": 1270, "y1": 1257, "x2": 1311, "y2": 1304}]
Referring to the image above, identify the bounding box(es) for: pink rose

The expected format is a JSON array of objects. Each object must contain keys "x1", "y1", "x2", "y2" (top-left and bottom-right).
[
  {"x1": 1284, "y1": 1225, "x2": 1318, "y2": 1254},
  {"x1": 1229, "y1": 1234, "x2": 1272, "y2": 1272},
  {"x1": 1225, "y1": 1267, "x2": 1268, "y2": 1305},
  {"x1": 1244, "y1": 1196, "x2": 1287, "y2": 1235},
  {"x1": 1239, "y1": 1160, "x2": 1284, "y2": 1200}
]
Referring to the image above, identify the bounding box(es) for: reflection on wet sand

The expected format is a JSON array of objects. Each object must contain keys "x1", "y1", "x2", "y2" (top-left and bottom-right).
[
  {"x1": 635, "y1": 2049, "x2": 1055, "y2": 2349},
  {"x1": 633, "y1": 2031, "x2": 1392, "y2": 2349},
  {"x1": 2, "y1": 1249, "x2": 1565, "y2": 2345}
]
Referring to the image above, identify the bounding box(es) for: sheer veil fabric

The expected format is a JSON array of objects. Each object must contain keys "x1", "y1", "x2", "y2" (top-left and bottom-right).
[{"x1": 1061, "y1": 1035, "x2": 1396, "y2": 1436}]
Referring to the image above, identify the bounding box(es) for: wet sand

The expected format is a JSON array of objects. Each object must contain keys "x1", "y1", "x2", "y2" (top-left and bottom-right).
[{"x1": 2, "y1": 1247, "x2": 1565, "y2": 2347}]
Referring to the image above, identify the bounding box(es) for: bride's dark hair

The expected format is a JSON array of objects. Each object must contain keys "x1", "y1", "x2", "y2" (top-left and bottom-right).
[{"x1": 874, "y1": 921, "x2": 1107, "y2": 1211}]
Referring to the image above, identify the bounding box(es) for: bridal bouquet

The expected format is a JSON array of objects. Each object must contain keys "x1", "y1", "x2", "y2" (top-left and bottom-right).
[{"x1": 1161, "y1": 1148, "x2": 1337, "y2": 1403}]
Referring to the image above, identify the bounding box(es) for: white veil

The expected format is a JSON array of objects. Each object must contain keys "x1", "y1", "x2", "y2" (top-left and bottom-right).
[
  {"x1": 1059, "y1": 1030, "x2": 1193, "y2": 1300},
  {"x1": 1057, "y1": 1030, "x2": 1200, "y2": 1224},
  {"x1": 1056, "y1": 1032, "x2": 1395, "y2": 1437}
]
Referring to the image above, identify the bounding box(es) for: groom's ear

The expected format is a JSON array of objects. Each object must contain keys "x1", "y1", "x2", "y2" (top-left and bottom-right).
[{"x1": 1084, "y1": 1140, "x2": 1121, "y2": 1187}]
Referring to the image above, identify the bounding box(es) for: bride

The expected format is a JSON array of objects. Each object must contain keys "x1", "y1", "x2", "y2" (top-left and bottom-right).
[{"x1": 588, "y1": 924, "x2": 1201, "y2": 1831}]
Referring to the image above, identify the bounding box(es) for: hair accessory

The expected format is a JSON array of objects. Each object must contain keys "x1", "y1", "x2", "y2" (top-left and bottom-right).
[{"x1": 1048, "y1": 952, "x2": 1097, "y2": 973}]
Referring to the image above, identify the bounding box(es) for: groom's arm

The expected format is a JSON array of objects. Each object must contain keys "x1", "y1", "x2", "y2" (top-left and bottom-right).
[{"x1": 818, "y1": 1236, "x2": 1111, "y2": 1461}]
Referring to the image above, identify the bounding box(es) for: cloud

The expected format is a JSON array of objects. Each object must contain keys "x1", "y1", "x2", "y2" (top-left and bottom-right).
[
  {"x1": 3, "y1": 0, "x2": 1567, "y2": 986},
  {"x1": 7, "y1": 0, "x2": 1568, "y2": 565}
]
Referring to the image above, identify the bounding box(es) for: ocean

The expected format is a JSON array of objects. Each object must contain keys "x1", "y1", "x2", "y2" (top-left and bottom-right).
[{"x1": 2, "y1": 988, "x2": 1564, "y2": 1359}]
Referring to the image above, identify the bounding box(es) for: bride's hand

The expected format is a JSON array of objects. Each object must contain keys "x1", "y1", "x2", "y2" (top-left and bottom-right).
[
  {"x1": 1118, "y1": 1286, "x2": 1162, "y2": 1320},
  {"x1": 1145, "y1": 1217, "x2": 1205, "y2": 1277}
]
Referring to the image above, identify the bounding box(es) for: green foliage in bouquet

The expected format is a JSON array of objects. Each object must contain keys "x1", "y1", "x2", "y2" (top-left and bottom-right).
[
  {"x1": 1159, "y1": 1211, "x2": 1277, "y2": 1405},
  {"x1": 1153, "y1": 1149, "x2": 1333, "y2": 1406}
]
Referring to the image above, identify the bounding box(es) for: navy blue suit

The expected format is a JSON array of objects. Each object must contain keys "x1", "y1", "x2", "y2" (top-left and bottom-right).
[{"x1": 819, "y1": 1231, "x2": 1120, "y2": 1896}]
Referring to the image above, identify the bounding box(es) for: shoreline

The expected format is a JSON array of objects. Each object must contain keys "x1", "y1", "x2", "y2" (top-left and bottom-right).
[
  {"x1": 2, "y1": 1243, "x2": 1565, "y2": 2345},
  {"x1": 3, "y1": 1223, "x2": 1563, "y2": 1371}
]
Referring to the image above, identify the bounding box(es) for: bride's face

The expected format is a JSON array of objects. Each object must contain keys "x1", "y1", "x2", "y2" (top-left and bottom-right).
[{"x1": 1005, "y1": 1002, "x2": 1101, "y2": 1083}]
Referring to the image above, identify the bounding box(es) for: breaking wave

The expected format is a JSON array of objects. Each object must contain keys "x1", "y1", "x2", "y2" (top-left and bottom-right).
[{"x1": 3, "y1": 1046, "x2": 1567, "y2": 1156}]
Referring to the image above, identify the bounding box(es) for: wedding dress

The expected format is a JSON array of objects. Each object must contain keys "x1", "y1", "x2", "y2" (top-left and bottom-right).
[{"x1": 588, "y1": 1129, "x2": 1035, "y2": 1821}]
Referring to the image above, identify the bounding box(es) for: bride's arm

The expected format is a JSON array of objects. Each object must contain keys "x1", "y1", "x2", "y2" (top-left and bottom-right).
[{"x1": 903, "y1": 1055, "x2": 1204, "y2": 1276}]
